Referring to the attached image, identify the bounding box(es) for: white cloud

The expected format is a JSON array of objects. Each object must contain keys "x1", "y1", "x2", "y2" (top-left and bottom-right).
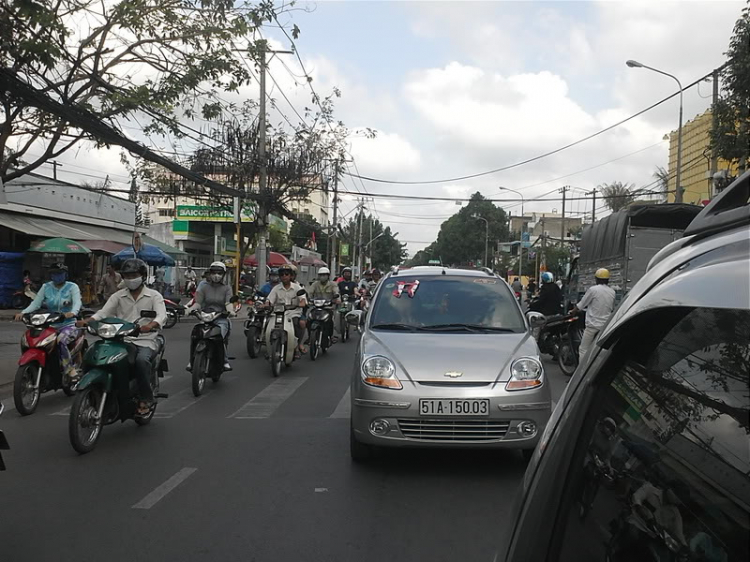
[{"x1": 349, "y1": 131, "x2": 421, "y2": 175}]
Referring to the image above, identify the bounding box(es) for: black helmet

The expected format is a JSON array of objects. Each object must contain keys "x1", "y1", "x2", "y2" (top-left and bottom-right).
[
  {"x1": 120, "y1": 258, "x2": 148, "y2": 279},
  {"x1": 49, "y1": 262, "x2": 68, "y2": 272},
  {"x1": 371, "y1": 268, "x2": 382, "y2": 277}
]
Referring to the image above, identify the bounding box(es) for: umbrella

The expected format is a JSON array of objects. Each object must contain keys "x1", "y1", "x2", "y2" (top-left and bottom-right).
[
  {"x1": 28, "y1": 237, "x2": 91, "y2": 254},
  {"x1": 111, "y1": 244, "x2": 175, "y2": 267},
  {"x1": 243, "y1": 252, "x2": 290, "y2": 267},
  {"x1": 298, "y1": 255, "x2": 327, "y2": 268}
]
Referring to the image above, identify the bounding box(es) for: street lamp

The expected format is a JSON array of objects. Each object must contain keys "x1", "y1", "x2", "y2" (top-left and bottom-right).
[
  {"x1": 499, "y1": 187, "x2": 526, "y2": 279},
  {"x1": 626, "y1": 59, "x2": 684, "y2": 203},
  {"x1": 472, "y1": 214, "x2": 489, "y2": 269}
]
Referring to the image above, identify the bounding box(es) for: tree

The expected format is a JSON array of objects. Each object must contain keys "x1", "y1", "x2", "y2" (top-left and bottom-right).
[
  {"x1": 710, "y1": 2, "x2": 750, "y2": 172},
  {"x1": 289, "y1": 217, "x2": 328, "y2": 253},
  {"x1": 431, "y1": 192, "x2": 510, "y2": 267},
  {"x1": 653, "y1": 166, "x2": 670, "y2": 199},
  {"x1": 1, "y1": 0, "x2": 282, "y2": 183},
  {"x1": 268, "y1": 226, "x2": 290, "y2": 253},
  {"x1": 338, "y1": 212, "x2": 407, "y2": 270},
  {"x1": 599, "y1": 181, "x2": 636, "y2": 212}
]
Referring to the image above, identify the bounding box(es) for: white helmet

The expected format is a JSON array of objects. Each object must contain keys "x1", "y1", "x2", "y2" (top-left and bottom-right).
[
  {"x1": 209, "y1": 261, "x2": 227, "y2": 272},
  {"x1": 318, "y1": 267, "x2": 331, "y2": 276}
]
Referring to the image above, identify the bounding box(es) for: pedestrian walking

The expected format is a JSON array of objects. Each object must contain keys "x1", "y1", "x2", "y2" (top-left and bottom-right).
[{"x1": 571, "y1": 268, "x2": 616, "y2": 361}]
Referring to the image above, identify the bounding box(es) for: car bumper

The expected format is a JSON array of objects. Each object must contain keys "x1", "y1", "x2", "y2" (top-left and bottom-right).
[{"x1": 351, "y1": 379, "x2": 551, "y2": 450}]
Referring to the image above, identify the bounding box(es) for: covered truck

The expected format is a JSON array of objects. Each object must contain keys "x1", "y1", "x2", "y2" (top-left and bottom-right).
[{"x1": 567, "y1": 203, "x2": 703, "y2": 305}]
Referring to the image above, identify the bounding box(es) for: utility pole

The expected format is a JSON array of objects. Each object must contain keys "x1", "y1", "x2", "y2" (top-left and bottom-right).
[
  {"x1": 587, "y1": 188, "x2": 597, "y2": 223},
  {"x1": 560, "y1": 186, "x2": 569, "y2": 244},
  {"x1": 368, "y1": 216, "x2": 373, "y2": 270},
  {"x1": 710, "y1": 68, "x2": 720, "y2": 197},
  {"x1": 330, "y1": 162, "x2": 339, "y2": 275},
  {"x1": 50, "y1": 160, "x2": 62, "y2": 180},
  {"x1": 255, "y1": 42, "x2": 293, "y2": 288},
  {"x1": 357, "y1": 201, "x2": 365, "y2": 275}
]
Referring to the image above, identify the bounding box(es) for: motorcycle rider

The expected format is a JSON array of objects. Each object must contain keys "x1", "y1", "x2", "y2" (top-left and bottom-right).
[
  {"x1": 266, "y1": 264, "x2": 308, "y2": 357},
  {"x1": 337, "y1": 267, "x2": 358, "y2": 299},
  {"x1": 14, "y1": 263, "x2": 82, "y2": 383},
  {"x1": 358, "y1": 269, "x2": 373, "y2": 296},
  {"x1": 184, "y1": 266, "x2": 197, "y2": 294},
  {"x1": 308, "y1": 267, "x2": 341, "y2": 342},
  {"x1": 571, "y1": 268, "x2": 616, "y2": 361},
  {"x1": 259, "y1": 268, "x2": 280, "y2": 297},
  {"x1": 79, "y1": 259, "x2": 166, "y2": 415},
  {"x1": 189, "y1": 261, "x2": 235, "y2": 372},
  {"x1": 529, "y1": 272, "x2": 563, "y2": 316}
]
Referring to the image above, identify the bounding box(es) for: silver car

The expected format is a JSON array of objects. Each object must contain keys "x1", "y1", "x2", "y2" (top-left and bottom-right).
[{"x1": 349, "y1": 266, "x2": 551, "y2": 462}]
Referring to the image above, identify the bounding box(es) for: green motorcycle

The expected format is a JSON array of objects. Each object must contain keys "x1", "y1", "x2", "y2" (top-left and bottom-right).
[{"x1": 68, "y1": 311, "x2": 168, "y2": 454}]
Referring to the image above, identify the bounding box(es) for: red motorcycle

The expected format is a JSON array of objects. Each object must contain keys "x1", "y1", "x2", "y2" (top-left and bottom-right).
[{"x1": 14, "y1": 311, "x2": 88, "y2": 416}]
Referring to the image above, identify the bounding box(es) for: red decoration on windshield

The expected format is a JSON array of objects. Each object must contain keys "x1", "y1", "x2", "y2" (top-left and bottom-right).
[{"x1": 393, "y1": 280, "x2": 420, "y2": 298}]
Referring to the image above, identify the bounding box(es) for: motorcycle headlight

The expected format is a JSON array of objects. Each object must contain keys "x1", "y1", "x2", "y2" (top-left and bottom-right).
[
  {"x1": 507, "y1": 357, "x2": 544, "y2": 391},
  {"x1": 314, "y1": 299, "x2": 326, "y2": 307},
  {"x1": 38, "y1": 333, "x2": 58, "y2": 348},
  {"x1": 362, "y1": 356, "x2": 402, "y2": 390},
  {"x1": 97, "y1": 323, "x2": 121, "y2": 339},
  {"x1": 106, "y1": 351, "x2": 129, "y2": 364},
  {"x1": 199, "y1": 311, "x2": 217, "y2": 322},
  {"x1": 30, "y1": 314, "x2": 49, "y2": 326}
]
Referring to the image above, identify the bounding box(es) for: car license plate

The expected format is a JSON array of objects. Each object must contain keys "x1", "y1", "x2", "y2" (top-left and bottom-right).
[{"x1": 419, "y1": 399, "x2": 489, "y2": 416}]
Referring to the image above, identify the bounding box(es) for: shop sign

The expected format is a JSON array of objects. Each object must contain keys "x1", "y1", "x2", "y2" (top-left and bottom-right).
[{"x1": 176, "y1": 204, "x2": 256, "y2": 222}]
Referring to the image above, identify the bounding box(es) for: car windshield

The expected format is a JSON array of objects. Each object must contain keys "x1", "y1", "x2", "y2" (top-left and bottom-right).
[{"x1": 369, "y1": 275, "x2": 525, "y2": 332}]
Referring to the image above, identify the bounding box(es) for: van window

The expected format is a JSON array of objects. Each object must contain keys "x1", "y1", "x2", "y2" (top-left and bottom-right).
[{"x1": 556, "y1": 307, "x2": 749, "y2": 562}]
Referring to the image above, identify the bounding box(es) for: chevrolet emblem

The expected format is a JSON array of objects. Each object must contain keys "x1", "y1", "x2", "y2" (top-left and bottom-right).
[{"x1": 444, "y1": 371, "x2": 463, "y2": 378}]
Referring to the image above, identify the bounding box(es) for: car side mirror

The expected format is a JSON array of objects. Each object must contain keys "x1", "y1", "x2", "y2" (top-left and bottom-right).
[
  {"x1": 346, "y1": 310, "x2": 363, "y2": 326},
  {"x1": 141, "y1": 310, "x2": 157, "y2": 319},
  {"x1": 526, "y1": 311, "x2": 546, "y2": 328}
]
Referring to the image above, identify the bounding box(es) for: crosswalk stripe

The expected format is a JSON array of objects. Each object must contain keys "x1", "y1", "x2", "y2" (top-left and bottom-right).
[
  {"x1": 329, "y1": 387, "x2": 351, "y2": 419},
  {"x1": 228, "y1": 377, "x2": 308, "y2": 419},
  {"x1": 154, "y1": 386, "x2": 206, "y2": 419}
]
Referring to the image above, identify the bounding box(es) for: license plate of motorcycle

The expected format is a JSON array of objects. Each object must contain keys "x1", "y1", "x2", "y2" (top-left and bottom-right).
[{"x1": 419, "y1": 399, "x2": 489, "y2": 416}]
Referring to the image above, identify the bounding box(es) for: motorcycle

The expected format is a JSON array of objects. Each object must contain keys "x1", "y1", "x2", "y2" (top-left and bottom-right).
[
  {"x1": 264, "y1": 289, "x2": 306, "y2": 377},
  {"x1": 244, "y1": 293, "x2": 269, "y2": 359},
  {"x1": 534, "y1": 312, "x2": 578, "y2": 362},
  {"x1": 163, "y1": 297, "x2": 185, "y2": 329},
  {"x1": 11, "y1": 280, "x2": 36, "y2": 309},
  {"x1": 338, "y1": 294, "x2": 354, "y2": 343},
  {"x1": 0, "y1": 402, "x2": 9, "y2": 471},
  {"x1": 308, "y1": 296, "x2": 338, "y2": 360},
  {"x1": 14, "y1": 311, "x2": 90, "y2": 415},
  {"x1": 68, "y1": 310, "x2": 168, "y2": 454},
  {"x1": 189, "y1": 303, "x2": 235, "y2": 396},
  {"x1": 184, "y1": 279, "x2": 197, "y2": 297},
  {"x1": 557, "y1": 313, "x2": 585, "y2": 376}
]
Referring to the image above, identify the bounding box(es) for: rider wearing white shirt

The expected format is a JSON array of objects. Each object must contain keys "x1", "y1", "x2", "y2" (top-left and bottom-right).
[{"x1": 572, "y1": 268, "x2": 616, "y2": 361}]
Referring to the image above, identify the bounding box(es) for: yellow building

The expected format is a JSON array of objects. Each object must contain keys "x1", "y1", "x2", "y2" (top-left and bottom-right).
[{"x1": 666, "y1": 110, "x2": 738, "y2": 204}]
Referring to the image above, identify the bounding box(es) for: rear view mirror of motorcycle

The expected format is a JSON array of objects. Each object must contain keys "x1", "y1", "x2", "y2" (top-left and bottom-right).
[
  {"x1": 333, "y1": 294, "x2": 340, "y2": 300},
  {"x1": 345, "y1": 310, "x2": 363, "y2": 326},
  {"x1": 296, "y1": 289, "x2": 307, "y2": 296},
  {"x1": 141, "y1": 310, "x2": 157, "y2": 319},
  {"x1": 79, "y1": 308, "x2": 95, "y2": 319}
]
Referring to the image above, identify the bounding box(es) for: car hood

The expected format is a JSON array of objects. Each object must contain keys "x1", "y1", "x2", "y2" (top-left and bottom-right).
[{"x1": 362, "y1": 330, "x2": 539, "y2": 383}]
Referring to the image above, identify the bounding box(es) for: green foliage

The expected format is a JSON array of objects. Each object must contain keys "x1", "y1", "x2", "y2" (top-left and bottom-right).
[
  {"x1": 268, "y1": 225, "x2": 291, "y2": 253},
  {"x1": 710, "y1": 3, "x2": 750, "y2": 170},
  {"x1": 431, "y1": 192, "x2": 510, "y2": 267},
  {"x1": 598, "y1": 181, "x2": 636, "y2": 212},
  {"x1": 653, "y1": 166, "x2": 670, "y2": 197},
  {"x1": 0, "y1": 0, "x2": 284, "y2": 182},
  {"x1": 289, "y1": 218, "x2": 328, "y2": 253},
  {"x1": 338, "y1": 212, "x2": 407, "y2": 270}
]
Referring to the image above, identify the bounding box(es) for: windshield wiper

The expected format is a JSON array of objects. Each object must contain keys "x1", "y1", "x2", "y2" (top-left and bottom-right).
[
  {"x1": 370, "y1": 322, "x2": 422, "y2": 332},
  {"x1": 421, "y1": 323, "x2": 517, "y2": 333}
]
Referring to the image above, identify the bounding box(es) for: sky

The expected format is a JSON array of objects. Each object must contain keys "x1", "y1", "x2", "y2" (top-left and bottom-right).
[{"x1": 27, "y1": 0, "x2": 746, "y2": 256}]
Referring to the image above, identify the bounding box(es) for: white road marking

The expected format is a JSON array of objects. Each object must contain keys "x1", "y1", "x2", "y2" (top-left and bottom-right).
[
  {"x1": 329, "y1": 387, "x2": 351, "y2": 419},
  {"x1": 51, "y1": 405, "x2": 71, "y2": 416},
  {"x1": 314, "y1": 488, "x2": 328, "y2": 493},
  {"x1": 154, "y1": 387, "x2": 206, "y2": 419},
  {"x1": 132, "y1": 467, "x2": 197, "y2": 509},
  {"x1": 228, "y1": 377, "x2": 308, "y2": 419}
]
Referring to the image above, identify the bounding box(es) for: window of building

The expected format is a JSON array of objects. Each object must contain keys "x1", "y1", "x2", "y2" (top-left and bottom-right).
[{"x1": 555, "y1": 307, "x2": 749, "y2": 562}]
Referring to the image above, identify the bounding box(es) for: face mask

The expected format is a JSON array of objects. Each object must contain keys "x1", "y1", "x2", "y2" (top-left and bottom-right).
[
  {"x1": 124, "y1": 277, "x2": 143, "y2": 291},
  {"x1": 210, "y1": 273, "x2": 223, "y2": 283},
  {"x1": 51, "y1": 273, "x2": 66, "y2": 285},
  {"x1": 319, "y1": 276, "x2": 329, "y2": 284}
]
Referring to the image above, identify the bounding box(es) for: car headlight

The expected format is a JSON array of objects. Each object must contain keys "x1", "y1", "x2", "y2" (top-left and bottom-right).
[
  {"x1": 362, "y1": 356, "x2": 402, "y2": 390},
  {"x1": 38, "y1": 333, "x2": 58, "y2": 348},
  {"x1": 507, "y1": 357, "x2": 544, "y2": 391},
  {"x1": 97, "y1": 323, "x2": 121, "y2": 338}
]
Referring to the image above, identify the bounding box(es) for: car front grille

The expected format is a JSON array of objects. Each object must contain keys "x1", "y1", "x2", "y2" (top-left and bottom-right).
[{"x1": 397, "y1": 419, "x2": 510, "y2": 442}]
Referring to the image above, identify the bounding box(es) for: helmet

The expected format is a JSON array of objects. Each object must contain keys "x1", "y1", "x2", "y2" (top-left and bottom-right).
[
  {"x1": 209, "y1": 261, "x2": 227, "y2": 273},
  {"x1": 595, "y1": 268, "x2": 610, "y2": 280},
  {"x1": 371, "y1": 268, "x2": 382, "y2": 277},
  {"x1": 49, "y1": 262, "x2": 69, "y2": 272},
  {"x1": 278, "y1": 264, "x2": 294, "y2": 276},
  {"x1": 120, "y1": 258, "x2": 148, "y2": 279},
  {"x1": 318, "y1": 267, "x2": 331, "y2": 276},
  {"x1": 342, "y1": 267, "x2": 352, "y2": 274},
  {"x1": 269, "y1": 268, "x2": 280, "y2": 276},
  {"x1": 364, "y1": 269, "x2": 372, "y2": 278},
  {"x1": 600, "y1": 417, "x2": 617, "y2": 434},
  {"x1": 541, "y1": 272, "x2": 554, "y2": 283}
]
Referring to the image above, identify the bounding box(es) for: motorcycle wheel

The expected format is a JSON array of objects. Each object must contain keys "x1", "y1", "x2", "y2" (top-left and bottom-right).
[
  {"x1": 164, "y1": 312, "x2": 177, "y2": 329},
  {"x1": 14, "y1": 363, "x2": 41, "y2": 416},
  {"x1": 558, "y1": 338, "x2": 578, "y2": 376},
  {"x1": 309, "y1": 328, "x2": 319, "y2": 361},
  {"x1": 271, "y1": 339, "x2": 283, "y2": 377},
  {"x1": 191, "y1": 350, "x2": 207, "y2": 397},
  {"x1": 246, "y1": 326, "x2": 260, "y2": 358},
  {"x1": 69, "y1": 387, "x2": 103, "y2": 454}
]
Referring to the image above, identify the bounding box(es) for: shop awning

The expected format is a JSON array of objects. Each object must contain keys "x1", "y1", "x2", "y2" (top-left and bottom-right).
[
  {"x1": 142, "y1": 235, "x2": 187, "y2": 257},
  {"x1": 0, "y1": 210, "x2": 135, "y2": 246},
  {"x1": 76, "y1": 240, "x2": 128, "y2": 254}
]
